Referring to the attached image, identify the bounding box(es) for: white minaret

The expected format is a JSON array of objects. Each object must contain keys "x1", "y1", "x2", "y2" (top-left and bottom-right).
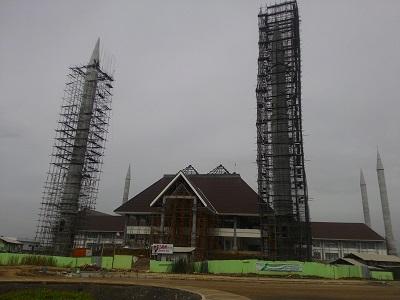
[
  {"x1": 122, "y1": 164, "x2": 131, "y2": 204},
  {"x1": 376, "y1": 150, "x2": 397, "y2": 255},
  {"x1": 359, "y1": 169, "x2": 371, "y2": 227}
]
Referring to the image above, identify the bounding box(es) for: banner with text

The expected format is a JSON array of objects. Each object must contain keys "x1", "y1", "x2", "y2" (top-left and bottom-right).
[{"x1": 256, "y1": 262, "x2": 303, "y2": 272}]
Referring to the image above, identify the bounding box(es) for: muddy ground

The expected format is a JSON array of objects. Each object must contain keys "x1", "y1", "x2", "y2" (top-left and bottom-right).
[
  {"x1": 1, "y1": 266, "x2": 399, "y2": 300},
  {"x1": 0, "y1": 282, "x2": 200, "y2": 300}
]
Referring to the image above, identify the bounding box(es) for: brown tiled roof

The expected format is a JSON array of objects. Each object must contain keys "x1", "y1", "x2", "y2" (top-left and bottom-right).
[
  {"x1": 85, "y1": 209, "x2": 112, "y2": 217},
  {"x1": 79, "y1": 216, "x2": 124, "y2": 232},
  {"x1": 187, "y1": 175, "x2": 259, "y2": 214},
  {"x1": 311, "y1": 222, "x2": 384, "y2": 241},
  {"x1": 114, "y1": 176, "x2": 171, "y2": 214},
  {"x1": 114, "y1": 174, "x2": 259, "y2": 215}
]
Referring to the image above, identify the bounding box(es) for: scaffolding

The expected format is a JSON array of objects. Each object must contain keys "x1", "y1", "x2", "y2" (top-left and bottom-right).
[
  {"x1": 35, "y1": 45, "x2": 114, "y2": 255},
  {"x1": 256, "y1": 1, "x2": 311, "y2": 260}
]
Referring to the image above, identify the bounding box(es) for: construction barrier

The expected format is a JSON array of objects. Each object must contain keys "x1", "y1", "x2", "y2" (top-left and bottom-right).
[
  {"x1": 149, "y1": 260, "x2": 173, "y2": 273},
  {"x1": 149, "y1": 259, "x2": 394, "y2": 280},
  {"x1": 0, "y1": 253, "x2": 136, "y2": 270},
  {"x1": 370, "y1": 270, "x2": 394, "y2": 281}
]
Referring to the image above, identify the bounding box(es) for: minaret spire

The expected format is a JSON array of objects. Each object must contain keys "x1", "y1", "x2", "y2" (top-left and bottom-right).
[
  {"x1": 36, "y1": 38, "x2": 114, "y2": 255},
  {"x1": 89, "y1": 38, "x2": 100, "y2": 65},
  {"x1": 122, "y1": 164, "x2": 131, "y2": 204},
  {"x1": 359, "y1": 169, "x2": 371, "y2": 227},
  {"x1": 376, "y1": 149, "x2": 397, "y2": 255}
]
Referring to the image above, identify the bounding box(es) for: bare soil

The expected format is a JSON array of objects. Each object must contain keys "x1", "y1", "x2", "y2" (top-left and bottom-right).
[{"x1": 1, "y1": 266, "x2": 399, "y2": 300}]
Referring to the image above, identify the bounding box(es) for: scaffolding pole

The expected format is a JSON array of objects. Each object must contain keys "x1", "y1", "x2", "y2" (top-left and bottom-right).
[
  {"x1": 35, "y1": 40, "x2": 114, "y2": 255},
  {"x1": 256, "y1": 1, "x2": 311, "y2": 260}
]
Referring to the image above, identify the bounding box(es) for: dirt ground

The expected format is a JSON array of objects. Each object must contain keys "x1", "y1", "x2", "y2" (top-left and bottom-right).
[{"x1": 1, "y1": 266, "x2": 399, "y2": 300}]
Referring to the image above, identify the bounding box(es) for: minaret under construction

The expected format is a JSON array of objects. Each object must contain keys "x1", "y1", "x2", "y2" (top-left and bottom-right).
[
  {"x1": 359, "y1": 169, "x2": 371, "y2": 227},
  {"x1": 256, "y1": 1, "x2": 311, "y2": 260},
  {"x1": 376, "y1": 150, "x2": 397, "y2": 255},
  {"x1": 122, "y1": 164, "x2": 131, "y2": 204},
  {"x1": 36, "y1": 39, "x2": 114, "y2": 255}
]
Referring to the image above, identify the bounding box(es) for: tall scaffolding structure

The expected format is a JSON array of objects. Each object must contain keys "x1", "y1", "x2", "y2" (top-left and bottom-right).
[
  {"x1": 256, "y1": 1, "x2": 311, "y2": 260},
  {"x1": 35, "y1": 39, "x2": 114, "y2": 255}
]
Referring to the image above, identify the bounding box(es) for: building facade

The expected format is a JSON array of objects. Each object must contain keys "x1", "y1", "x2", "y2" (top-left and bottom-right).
[
  {"x1": 75, "y1": 211, "x2": 125, "y2": 250},
  {"x1": 80, "y1": 166, "x2": 387, "y2": 261},
  {"x1": 0, "y1": 237, "x2": 23, "y2": 253},
  {"x1": 311, "y1": 222, "x2": 387, "y2": 261},
  {"x1": 114, "y1": 166, "x2": 262, "y2": 259}
]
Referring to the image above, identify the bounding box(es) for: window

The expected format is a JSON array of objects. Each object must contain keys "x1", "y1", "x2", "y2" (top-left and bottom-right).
[
  {"x1": 360, "y1": 241, "x2": 373, "y2": 250},
  {"x1": 325, "y1": 241, "x2": 338, "y2": 248},
  {"x1": 325, "y1": 252, "x2": 339, "y2": 261},
  {"x1": 312, "y1": 251, "x2": 321, "y2": 259},
  {"x1": 312, "y1": 240, "x2": 321, "y2": 247},
  {"x1": 224, "y1": 238, "x2": 233, "y2": 251},
  {"x1": 343, "y1": 241, "x2": 358, "y2": 249}
]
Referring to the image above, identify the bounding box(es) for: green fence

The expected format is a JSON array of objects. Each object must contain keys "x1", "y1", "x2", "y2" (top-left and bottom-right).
[
  {"x1": 149, "y1": 260, "x2": 173, "y2": 273},
  {"x1": 370, "y1": 270, "x2": 394, "y2": 281},
  {"x1": 112, "y1": 255, "x2": 136, "y2": 270},
  {"x1": 149, "y1": 259, "x2": 393, "y2": 281},
  {"x1": 0, "y1": 253, "x2": 135, "y2": 270}
]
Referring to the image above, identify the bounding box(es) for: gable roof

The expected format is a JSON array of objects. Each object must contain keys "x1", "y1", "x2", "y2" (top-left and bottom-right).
[
  {"x1": 149, "y1": 171, "x2": 213, "y2": 210},
  {"x1": 85, "y1": 209, "x2": 112, "y2": 217},
  {"x1": 345, "y1": 253, "x2": 400, "y2": 263},
  {"x1": 115, "y1": 173, "x2": 259, "y2": 215},
  {"x1": 311, "y1": 222, "x2": 385, "y2": 241},
  {"x1": 0, "y1": 237, "x2": 22, "y2": 245}
]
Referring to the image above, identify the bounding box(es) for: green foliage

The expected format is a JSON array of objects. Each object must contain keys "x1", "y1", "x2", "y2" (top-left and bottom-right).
[
  {"x1": 0, "y1": 288, "x2": 94, "y2": 300},
  {"x1": 171, "y1": 259, "x2": 194, "y2": 274},
  {"x1": 6, "y1": 256, "x2": 20, "y2": 266},
  {"x1": 0, "y1": 255, "x2": 57, "y2": 267},
  {"x1": 20, "y1": 255, "x2": 57, "y2": 266}
]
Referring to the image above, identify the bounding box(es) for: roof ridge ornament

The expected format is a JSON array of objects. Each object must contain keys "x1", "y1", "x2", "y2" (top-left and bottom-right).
[
  {"x1": 208, "y1": 164, "x2": 231, "y2": 175},
  {"x1": 181, "y1": 165, "x2": 199, "y2": 175}
]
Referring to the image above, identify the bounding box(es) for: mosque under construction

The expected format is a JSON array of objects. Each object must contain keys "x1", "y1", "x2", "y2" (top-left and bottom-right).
[{"x1": 34, "y1": 1, "x2": 397, "y2": 261}]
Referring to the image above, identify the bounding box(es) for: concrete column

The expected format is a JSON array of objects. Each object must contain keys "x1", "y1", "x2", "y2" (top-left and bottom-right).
[
  {"x1": 56, "y1": 39, "x2": 101, "y2": 255},
  {"x1": 233, "y1": 217, "x2": 238, "y2": 251},
  {"x1": 123, "y1": 214, "x2": 129, "y2": 246},
  {"x1": 160, "y1": 197, "x2": 166, "y2": 243},
  {"x1": 377, "y1": 151, "x2": 397, "y2": 255},
  {"x1": 360, "y1": 169, "x2": 371, "y2": 227},
  {"x1": 191, "y1": 198, "x2": 197, "y2": 247}
]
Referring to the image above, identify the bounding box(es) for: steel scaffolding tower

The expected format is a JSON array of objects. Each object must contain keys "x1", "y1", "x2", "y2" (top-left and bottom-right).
[
  {"x1": 35, "y1": 39, "x2": 114, "y2": 255},
  {"x1": 256, "y1": 1, "x2": 311, "y2": 260}
]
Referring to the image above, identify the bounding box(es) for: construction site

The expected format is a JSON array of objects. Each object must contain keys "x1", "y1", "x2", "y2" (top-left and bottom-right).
[
  {"x1": 27, "y1": 0, "x2": 397, "y2": 268},
  {"x1": 35, "y1": 39, "x2": 114, "y2": 256},
  {"x1": 256, "y1": 1, "x2": 311, "y2": 261},
  {"x1": 1, "y1": 0, "x2": 400, "y2": 299}
]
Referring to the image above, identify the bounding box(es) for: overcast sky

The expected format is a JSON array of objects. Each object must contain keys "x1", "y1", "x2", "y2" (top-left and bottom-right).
[{"x1": 0, "y1": 0, "x2": 399, "y2": 249}]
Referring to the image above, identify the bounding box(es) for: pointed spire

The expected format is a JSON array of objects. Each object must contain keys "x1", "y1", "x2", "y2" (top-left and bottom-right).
[
  {"x1": 126, "y1": 164, "x2": 131, "y2": 178},
  {"x1": 359, "y1": 168, "x2": 371, "y2": 227},
  {"x1": 376, "y1": 149, "x2": 398, "y2": 255},
  {"x1": 360, "y1": 169, "x2": 366, "y2": 185},
  {"x1": 122, "y1": 164, "x2": 131, "y2": 204},
  {"x1": 89, "y1": 38, "x2": 100, "y2": 65},
  {"x1": 377, "y1": 149, "x2": 384, "y2": 170}
]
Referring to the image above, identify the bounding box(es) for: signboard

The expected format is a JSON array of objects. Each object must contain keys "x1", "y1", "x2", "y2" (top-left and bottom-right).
[
  {"x1": 256, "y1": 262, "x2": 303, "y2": 272},
  {"x1": 151, "y1": 243, "x2": 173, "y2": 255}
]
